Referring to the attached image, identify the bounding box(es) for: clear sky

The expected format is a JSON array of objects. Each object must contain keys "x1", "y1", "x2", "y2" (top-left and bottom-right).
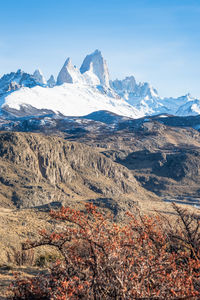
[{"x1": 0, "y1": 0, "x2": 200, "y2": 97}]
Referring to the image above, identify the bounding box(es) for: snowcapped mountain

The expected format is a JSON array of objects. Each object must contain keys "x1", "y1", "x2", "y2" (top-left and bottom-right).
[{"x1": 1, "y1": 49, "x2": 200, "y2": 119}]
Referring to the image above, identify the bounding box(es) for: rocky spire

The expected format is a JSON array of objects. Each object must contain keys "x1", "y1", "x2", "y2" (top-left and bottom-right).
[
  {"x1": 47, "y1": 75, "x2": 56, "y2": 88},
  {"x1": 57, "y1": 58, "x2": 83, "y2": 85},
  {"x1": 80, "y1": 50, "x2": 110, "y2": 87},
  {"x1": 33, "y1": 69, "x2": 47, "y2": 85}
]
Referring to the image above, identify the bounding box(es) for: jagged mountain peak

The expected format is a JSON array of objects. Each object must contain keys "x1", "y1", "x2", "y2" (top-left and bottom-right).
[
  {"x1": 33, "y1": 69, "x2": 47, "y2": 85},
  {"x1": 57, "y1": 57, "x2": 83, "y2": 85},
  {"x1": 47, "y1": 75, "x2": 56, "y2": 88},
  {"x1": 0, "y1": 69, "x2": 38, "y2": 98},
  {"x1": 80, "y1": 49, "x2": 110, "y2": 87},
  {"x1": 137, "y1": 82, "x2": 159, "y2": 99},
  {"x1": 111, "y1": 76, "x2": 136, "y2": 93},
  {"x1": 93, "y1": 49, "x2": 102, "y2": 55},
  {"x1": 63, "y1": 57, "x2": 72, "y2": 66},
  {"x1": 16, "y1": 69, "x2": 24, "y2": 75},
  {"x1": 82, "y1": 49, "x2": 103, "y2": 61},
  {"x1": 111, "y1": 76, "x2": 159, "y2": 110}
]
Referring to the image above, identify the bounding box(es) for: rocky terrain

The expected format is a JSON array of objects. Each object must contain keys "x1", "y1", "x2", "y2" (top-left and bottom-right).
[{"x1": 0, "y1": 131, "x2": 157, "y2": 210}]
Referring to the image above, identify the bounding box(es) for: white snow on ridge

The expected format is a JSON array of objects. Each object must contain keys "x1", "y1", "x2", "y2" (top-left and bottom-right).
[
  {"x1": 2, "y1": 83, "x2": 142, "y2": 118},
  {"x1": 2, "y1": 79, "x2": 200, "y2": 118}
]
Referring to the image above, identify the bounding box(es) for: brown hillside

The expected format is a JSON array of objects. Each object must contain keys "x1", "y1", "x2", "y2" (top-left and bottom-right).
[{"x1": 0, "y1": 131, "x2": 156, "y2": 210}]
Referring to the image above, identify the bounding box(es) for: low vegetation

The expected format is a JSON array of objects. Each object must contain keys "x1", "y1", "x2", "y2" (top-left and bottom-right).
[{"x1": 10, "y1": 203, "x2": 200, "y2": 299}]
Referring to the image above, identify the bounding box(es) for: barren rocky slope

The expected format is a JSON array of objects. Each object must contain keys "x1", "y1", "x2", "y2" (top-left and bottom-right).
[{"x1": 0, "y1": 131, "x2": 156, "y2": 210}]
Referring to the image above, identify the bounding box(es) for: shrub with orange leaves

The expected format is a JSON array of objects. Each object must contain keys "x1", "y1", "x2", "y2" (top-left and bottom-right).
[{"x1": 11, "y1": 203, "x2": 200, "y2": 299}]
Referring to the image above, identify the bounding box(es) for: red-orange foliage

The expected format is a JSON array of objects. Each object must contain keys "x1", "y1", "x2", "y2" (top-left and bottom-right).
[{"x1": 11, "y1": 203, "x2": 200, "y2": 299}]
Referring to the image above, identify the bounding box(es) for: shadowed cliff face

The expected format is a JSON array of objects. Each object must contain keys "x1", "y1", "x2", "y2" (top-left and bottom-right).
[{"x1": 0, "y1": 132, "x2": 153, "y2": 208}]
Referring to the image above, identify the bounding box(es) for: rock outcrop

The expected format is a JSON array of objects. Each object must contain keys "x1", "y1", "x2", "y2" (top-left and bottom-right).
[
  {"x1": 47, "y1": 75, "x2": 56, "y2": 87},
  {"x1": 33, "y1": 69, "x2": 47, "y2": 85},
  {"x1": 80, "y1": 49, "x2": 110, "y2": 87},
  {"x1": 0, "y1": 131, "x2": 152, "y2": 208},
  {"x1": 57, "y1": 58, "x2": 83, "y2": 85}
]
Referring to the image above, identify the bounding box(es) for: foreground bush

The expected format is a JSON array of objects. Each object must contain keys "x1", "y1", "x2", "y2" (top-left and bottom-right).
[{"x1": 11, "y1": 203, "x2": 200, "y2": 299}]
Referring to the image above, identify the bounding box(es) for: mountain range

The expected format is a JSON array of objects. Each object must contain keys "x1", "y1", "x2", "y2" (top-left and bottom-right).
[{"x1": 1, "y1": 49, "x2": 200, "y2": 119}]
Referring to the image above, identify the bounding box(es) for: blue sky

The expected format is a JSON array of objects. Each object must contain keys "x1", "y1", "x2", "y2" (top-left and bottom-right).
[{"x1": 0, "y1": 0, "x2": 200, "y2": 97}]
